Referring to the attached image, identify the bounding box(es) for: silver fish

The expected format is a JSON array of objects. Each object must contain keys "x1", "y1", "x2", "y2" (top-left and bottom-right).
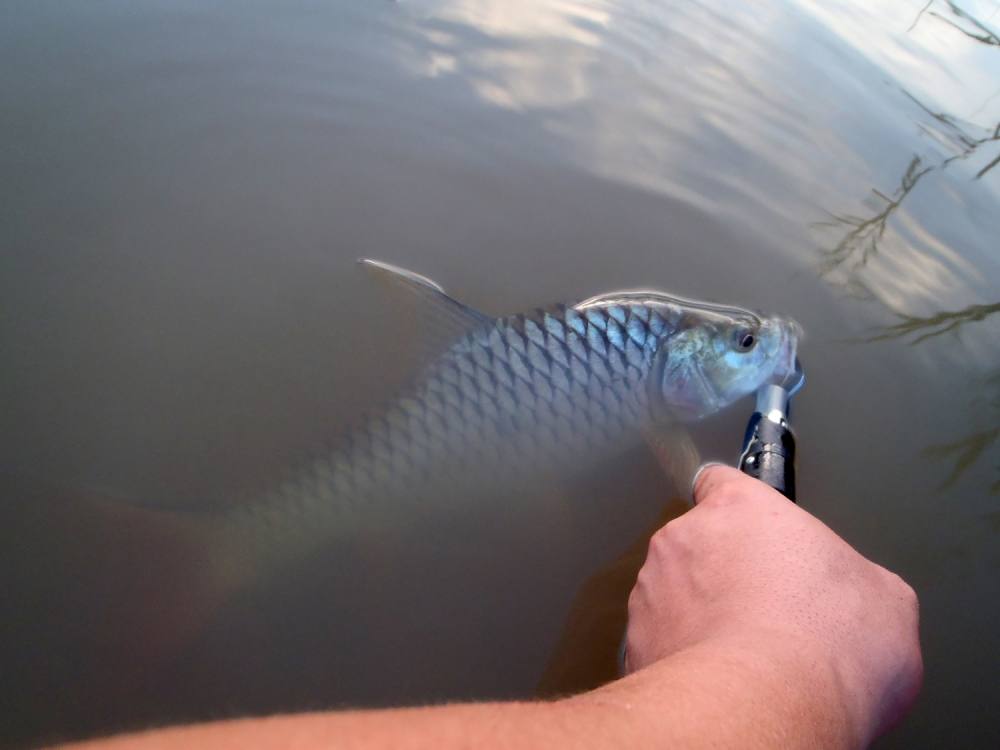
[
  {"x1": 217, "y1": 260, "x2": 800, "y2": 578},
  {"x1": 0, "y1": 262, "x2": 802, "y2": 710}
]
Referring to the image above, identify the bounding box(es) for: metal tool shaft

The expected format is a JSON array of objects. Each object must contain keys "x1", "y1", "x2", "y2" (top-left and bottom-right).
[{"x1": 739, "y1": 361, "x2": 803, "y2": 502}]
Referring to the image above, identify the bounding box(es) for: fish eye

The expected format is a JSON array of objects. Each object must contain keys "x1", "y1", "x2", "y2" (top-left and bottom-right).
[{"x1": 734, "y1": 329, "x2": 756, "y2": 351}]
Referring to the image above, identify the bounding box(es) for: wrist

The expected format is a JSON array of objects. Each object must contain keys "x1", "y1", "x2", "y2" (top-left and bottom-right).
[
  {"x1": 582, "y1": 628, "x2": 872, "y2": 750},
  {"x1": 715, "y1": 626, "x2": 879, "y2": 747}
]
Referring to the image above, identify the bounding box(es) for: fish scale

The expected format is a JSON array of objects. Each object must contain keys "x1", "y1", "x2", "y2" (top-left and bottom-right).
[
  {"x1": 221, "y1": 262, "x2": 799, "y2": 583},
  {"x1": 230, "y1": 303, "x2": 664, "y2": 544}
]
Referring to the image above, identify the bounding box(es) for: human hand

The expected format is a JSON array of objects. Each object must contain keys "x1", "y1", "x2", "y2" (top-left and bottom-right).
[{"x1": 625, "y1": 465, "x2": 922, "y2": 743}]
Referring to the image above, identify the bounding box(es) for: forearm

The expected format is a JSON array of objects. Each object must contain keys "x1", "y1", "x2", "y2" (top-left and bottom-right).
[
  {"x1": 577, "y1": 631, "x2": 864, "y2": 750},
  {"x1": 60, "y1": 630, "x2": 862, "y2": 750}
]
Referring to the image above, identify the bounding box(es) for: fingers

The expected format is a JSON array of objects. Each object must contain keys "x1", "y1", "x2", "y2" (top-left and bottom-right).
[
  {"x1": 689, "y1": 461, "x2": 726, "y2": 500},
  {"x1": 692, "y1": 463, "x2": 790, "y2": 510},
  {"x1": 692, "y1": 463, "x2": 748, "y2": 506}
]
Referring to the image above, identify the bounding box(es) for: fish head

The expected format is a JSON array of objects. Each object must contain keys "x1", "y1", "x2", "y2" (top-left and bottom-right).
[
  {"x1": 653, "y1": 306, "x2": 801, "y2": 421},
  {"x1": 574, "y1": 289, "x2": 802, "y2": 423}
]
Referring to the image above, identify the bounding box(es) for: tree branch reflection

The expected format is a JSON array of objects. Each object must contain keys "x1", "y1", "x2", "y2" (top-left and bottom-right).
[
  {"x1": 814, "y1": 102, "x2": 998, "y2": 277},
  {"x1": 864, "y1": 301, "x2": 999, "y2": 494},
  {"x1": 931, "y1": 1, "x2": 1000, "y2": 46},
  {"x1": 972, "y1": 124, "x2": 1000, "y2": 178},
  {"x1": 925, "y1": 427, "x2": 999, "y2": 495},
  {"x1": 870, "y1": 299, "x2": 1000, "y2": 494},
  {"x1": 814, "y1": 156, "x2": 931, "y2": 277},
  {"x1": 865, "y1": 302, "x2": 1000, "y2": 344},
  {"x1": 823, "y1": 1, "x2": 1000, "y2": 494},
  {"x1": 908, "y1": 0, "x2": 935, "y2": 33},
  {"x1": 910, "y1": 1, "x2": 1000, "y2": 46}
]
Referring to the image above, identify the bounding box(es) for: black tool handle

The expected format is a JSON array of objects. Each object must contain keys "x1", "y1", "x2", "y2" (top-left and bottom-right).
[{"x1": 739, "y1": 413, "x2": 797, "y2": 502}]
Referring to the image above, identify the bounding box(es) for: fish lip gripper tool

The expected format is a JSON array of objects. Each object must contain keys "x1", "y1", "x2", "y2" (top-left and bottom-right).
[{"x1": 738, "y1": 358, "x2": 804, "y2": 502}]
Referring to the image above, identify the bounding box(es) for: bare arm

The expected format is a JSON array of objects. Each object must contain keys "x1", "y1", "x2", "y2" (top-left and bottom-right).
[
  {"x1": 60, "y1": 644, "x2": 858, "y2": 750},
  {"x1": 60, "y1": 467, "x2": 921, "y2": 750}
]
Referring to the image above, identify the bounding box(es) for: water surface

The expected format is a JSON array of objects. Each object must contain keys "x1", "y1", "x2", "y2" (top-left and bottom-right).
[{"x1": 2, "y1": 1, "x2": 998, "y2": 747}]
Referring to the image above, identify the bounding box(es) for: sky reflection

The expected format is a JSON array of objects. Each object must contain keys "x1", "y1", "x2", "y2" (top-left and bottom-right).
[
  {"x1": 3, "y1": 2, "x2": 999, "y2": 747},
  {"x1": 397, "y1": 0, "x2": 1000, "y2": 320},
  {"x1": 806, "y1": 1, "x2": 1000, "y2": 124},
  {"x1": 404, "y1": 0, "x2": 611, "y2": 108},
  {"x1": 392, "y1": 0, "x2": 1000, "y2": 530}
]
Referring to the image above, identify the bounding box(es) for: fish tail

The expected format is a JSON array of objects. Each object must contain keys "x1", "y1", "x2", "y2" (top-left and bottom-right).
[{"x1": 3, "y1": 477, "x2": 248, "y2": 691}]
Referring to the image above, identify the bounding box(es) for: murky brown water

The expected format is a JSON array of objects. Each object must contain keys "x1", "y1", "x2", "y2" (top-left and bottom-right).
[{"x1": 2, "y1": 1, "x2": 998, "y2": 747}]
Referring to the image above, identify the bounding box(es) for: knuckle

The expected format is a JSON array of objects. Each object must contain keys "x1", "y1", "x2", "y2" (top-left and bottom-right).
[
  {"x1": 630, "y1": 569, "x2": 652, "y2": 607},
  {"x1": 652, "y1": 514, "x2": 695, "y2": 553},
  {"x1": 661, "y1": 514, "x2": 687, "y2": 536},
  {"x1": 651, "y1": 517, "x2": 682, "y2": 548},
  {"x1": 626, "y1": 588, "x2": 639, "y2": 616},
  {"x1": 633, "y1": 585, "x2": 650, "y2": 607},
  {"x1": 699, "y1": 483, "x2": 744, "y2": 509},
  {"x1": 694, "y1": 465, "x2": 752, "y2": 507},
  {"x1": 623, "y1": 632, "x2": 642, "y2": 673},
  {"x1": 886, "y1": 568, "x2": 915, "y2": 596},
  {"x1": 875, "y1": 566, "x2": 920, "y2": 614}
]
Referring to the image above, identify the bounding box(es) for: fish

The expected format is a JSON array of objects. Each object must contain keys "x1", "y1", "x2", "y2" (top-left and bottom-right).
[
  {"x1": 214, "y1": 260, "x2": 802, "y2": 579},
  {"x1": 2, "y1": 261, "x2": 802, "y2": 692}
]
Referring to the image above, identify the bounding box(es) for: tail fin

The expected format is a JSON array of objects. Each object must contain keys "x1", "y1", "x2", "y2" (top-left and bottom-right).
[{"x1": 2, "y1": 475, "x2": 242, "y2": 698}]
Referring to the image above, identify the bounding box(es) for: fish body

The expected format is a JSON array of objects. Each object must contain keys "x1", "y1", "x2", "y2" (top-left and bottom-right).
[
  {"x1": 223, "y1": 262, "x2": 800, "y2": 570},
  {"x1": 0, "y1": 262, "x2": 802, "y2": 708},
  {"x1": 265, "y1": 303, "x2": 665, "y2": 510}
]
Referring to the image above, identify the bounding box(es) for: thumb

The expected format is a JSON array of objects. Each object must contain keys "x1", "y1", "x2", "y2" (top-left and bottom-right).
[{"x1": 691, "y1": 463, "x2": 748, "y2": 506}]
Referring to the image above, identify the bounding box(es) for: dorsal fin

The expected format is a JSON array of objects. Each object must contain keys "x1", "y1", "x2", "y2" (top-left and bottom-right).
[
  {"x1": 359, "y1": 258, "x2": 491, "y2": 345},
  {"x1": 359, "y1": 259, "x2": 449, "y2": 294}
]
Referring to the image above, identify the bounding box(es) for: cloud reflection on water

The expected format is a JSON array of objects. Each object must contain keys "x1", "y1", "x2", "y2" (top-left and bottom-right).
[
  {"x1": 405, "y1": 0, "x2": 611, "y2": 108},
  {"x1": 392, "y1": 0, "x2": 1000, "y2": 492},
  {"x1": 806, "y1": 0, "x2": 1000, "y2": 124},
  {"x1": 811, "y1": 1, "x2": 1000, "y2": 493},
  {"x1": 396, "y1": 0, "x2": 999, "y2": 319}
]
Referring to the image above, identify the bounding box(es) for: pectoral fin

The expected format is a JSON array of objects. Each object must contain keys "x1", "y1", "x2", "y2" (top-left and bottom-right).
[{"x1": 642, "y1": 424, "x2": 702, "y2": 503}]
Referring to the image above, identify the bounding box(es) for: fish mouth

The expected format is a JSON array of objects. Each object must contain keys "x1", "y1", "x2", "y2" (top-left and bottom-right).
[{"x1": 768, "y1": 320, "x2": 802, "y2": 386}]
